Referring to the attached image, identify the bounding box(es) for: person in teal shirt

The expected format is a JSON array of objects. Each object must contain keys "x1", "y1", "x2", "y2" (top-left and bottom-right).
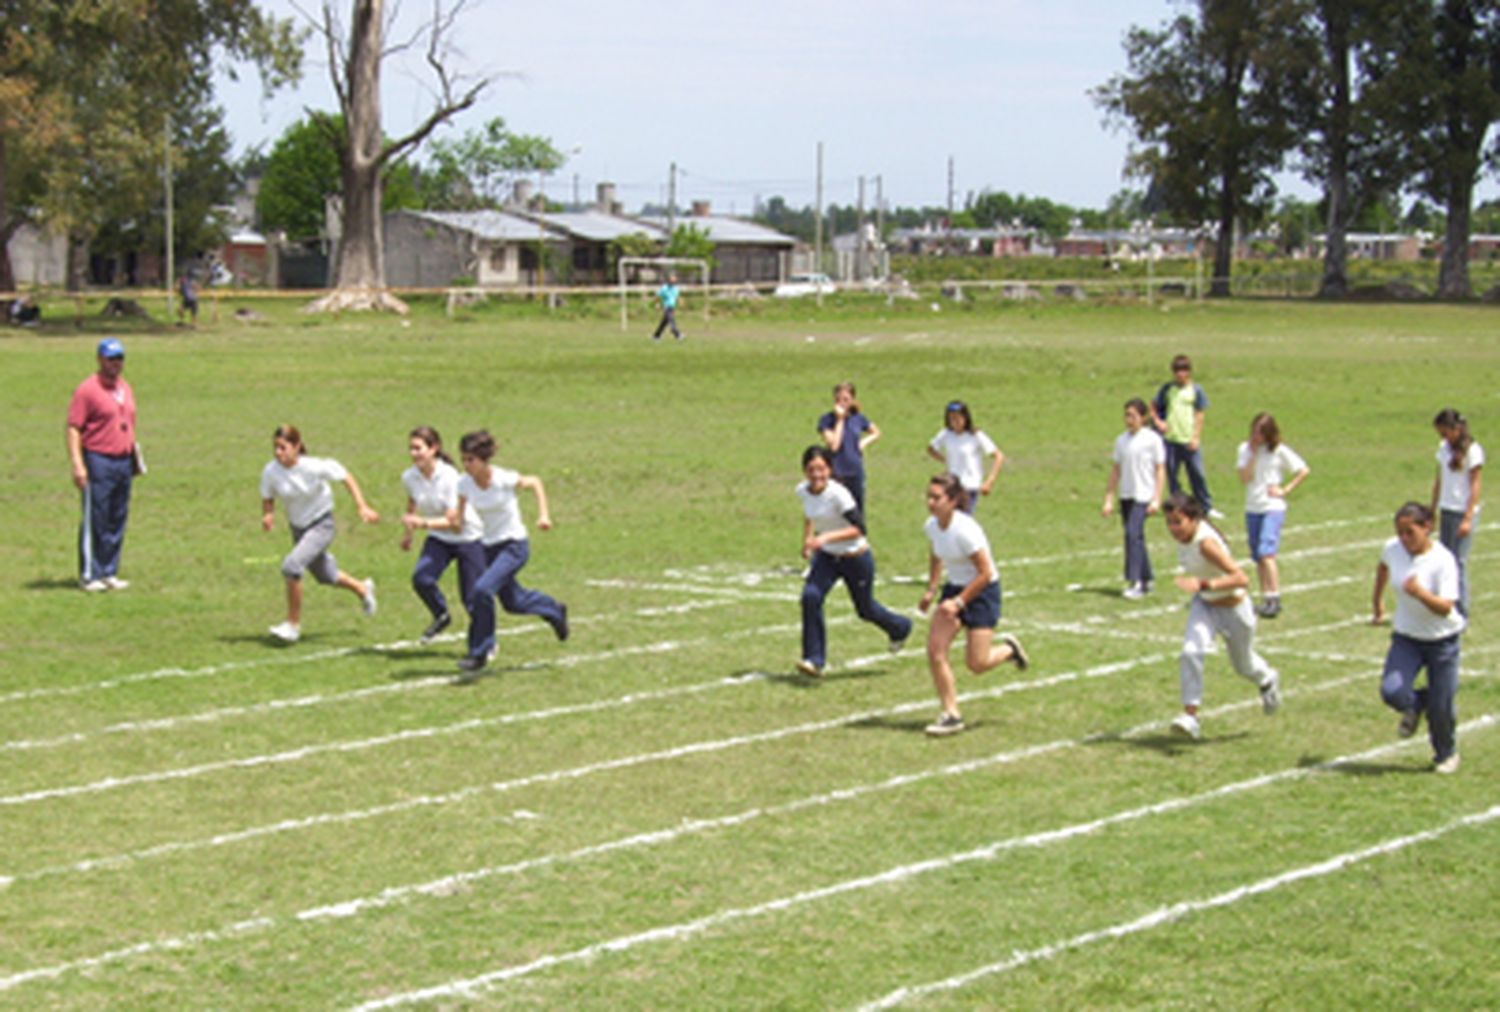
[{"x1": 652, "y1": 274, "x2": 683, "y2": 341}]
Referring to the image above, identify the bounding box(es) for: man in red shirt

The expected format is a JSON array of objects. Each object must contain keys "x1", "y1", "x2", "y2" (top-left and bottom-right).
[{"x1": 67, "y1": 337, "x2": 139, "y2": 591}]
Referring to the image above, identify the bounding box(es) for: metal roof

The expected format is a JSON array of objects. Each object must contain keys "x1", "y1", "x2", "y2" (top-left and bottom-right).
[
  {"x1": 402, "y1": 209, "x2": 565, "y2": 242},
  {"x1": 640, "y1": 214, "x2": 796, "y2": 246},
  {"x1": 538, "y1": 210, "x2": 667, "y2": 243}
]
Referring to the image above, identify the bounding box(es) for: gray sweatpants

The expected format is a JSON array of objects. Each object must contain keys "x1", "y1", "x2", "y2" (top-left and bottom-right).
[
  {"x1": 283, "y1": 513, "x2": 339, "y2": 584},
  {"x1": 1180, "y1": 596, "x2": 1275, "y2": 707}
]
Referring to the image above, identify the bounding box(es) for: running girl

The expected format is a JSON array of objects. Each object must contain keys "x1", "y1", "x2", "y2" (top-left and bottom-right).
[
  {"x1": 918, "y1": 472, "x2": 1028, "y2": 737},
  {"x1": 446, "y1": 430, "x2": 568, "y2": 675},
  {"x1": 818, "y1": 381, "x2": 880, "y2": 513},
  {"x1": 1236, "y1": 412, "x2": 1310, "y2": 618},
  {"x1": 1372, "y1": 502, "x2": 1464, "y2": 773},
  {"x1": 795, "y1": 446, "x2": 913, "y2": 677},
  {"x1": 259, "y1": 424, "x2": 380, "y2": 643},
  {"x1": 1430, "y1": 408, "x2": 1483, "y2": 615},
  {"x1": 399, "y1": 426, "x2": 485, "y2": 643},
  {"x1": 1162, "y1": 493, "x2": 1280, "y2": 740},
  {"x1": 926, "y1": 399, "x2": 1004, "y2": 514},
  {"x1": 1102, "y1": 397, "x2": 1166, "y2": 599}
]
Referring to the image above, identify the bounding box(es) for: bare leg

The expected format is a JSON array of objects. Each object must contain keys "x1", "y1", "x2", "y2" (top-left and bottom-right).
[
  {"x1": 334, "y1": 570, "x2": 367, "y2": 598},
  {"x1": 1257, "y1": 556, "x2": 1280, "y2": 596},
  {"x1": 284, "y1": 577, "x2": 303, "y2": 625},
  {"x1": 964, "y1": 627, "x2": 1019, "y2": 674},
  {"x1": 927, "y1": 610, "x2": 963, "y2": 718}
]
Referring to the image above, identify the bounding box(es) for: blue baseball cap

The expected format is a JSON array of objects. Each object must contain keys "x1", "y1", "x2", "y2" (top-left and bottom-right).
[{"x1": 97, "y1": 337, "x2": 125, "y2": 358}]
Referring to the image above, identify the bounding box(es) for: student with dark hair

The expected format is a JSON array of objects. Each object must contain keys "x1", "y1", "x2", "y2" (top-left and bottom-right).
[
  {"x1": 926, "y1": 399, "x2": 1004, "y2": 514},
  {"x1": 1430, "y1": 408, "x2": 1482, "y2": 616},
  {"x1": 399, "y1": 426, "x2": 485, "y2": 644},
  {"x1": 1372, "y1": 502, "x2": 1464, "y2": 774},
  {"x1": 259, "y1": 424, "x2": 380, "y2": 643},
  {"x1": 1151, "y1": 354, "x2": 1218, "y2": 516},
  {"x1": 818, "y1": 381, "x2": 880, "y2": 513},
  {"x1": 1102, "y1": 397, "x2": 1166, "y2": 599},
  {"x1": 918, "y1": 472, "x2": 1028, "y2": 737},
  {"x1": 794, "y1": 445, "x2": 912, "y2": 678},
  {"x1": 1162, "y1": 493, "x2": 1280, "y2": 741},
  {"x1": 1236, "y1": 412, "x2": 1310, "y2": 618}
]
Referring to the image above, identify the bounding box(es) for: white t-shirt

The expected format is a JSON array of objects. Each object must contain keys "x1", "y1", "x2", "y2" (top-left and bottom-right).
[
  {"x1": 924, "y1": 511, "x2": 997, "y2": 588},
  {"x1": 260, "y1": 455, "x2": 347, "y2": 529},
  {"x1": 796, "y1": 479, "x2": 867, "y2": 556},
  {"x1": 1381, "y1": 537, "x2": 1466, "y2": 640},
  {"x1": 403, "y1": 460, "x2": 482, "y2": 543},
  {"x1": 1434, "y1": 440, "x2": 1485, "y2": 514},
  {"x1": 1176, "y1": 522, "x2": 1239, "y2": 603},
  {"x1": 1237, "y1": 441, "x2": 1308, "y2": 514},
  {"x1": 1112, "y1": 427, "x2": 1166, "y2": 502},
  {"x1": 458, "y1": 467, "x2": 527, "y2": 544},
  {"x1": 930, "y1": 429, "x2": 999, "y2": 491}
]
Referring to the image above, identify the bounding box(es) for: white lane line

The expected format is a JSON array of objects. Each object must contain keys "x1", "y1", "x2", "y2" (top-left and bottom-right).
[
  {"x1": 345, "y1": 715, "x2": 1498, "y2": 1010},
  {"x1": 858, "y1": 800, "x2": 1500, "y2": 1009}
]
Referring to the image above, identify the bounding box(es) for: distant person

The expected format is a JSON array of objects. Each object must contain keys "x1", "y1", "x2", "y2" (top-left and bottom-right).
[
  {"x1": 259, "y1": 424, "x2": 380, "y2": 643},
  {"x1": 1102, "y1": 397, "x2": 1166, "y2": 600},
  {"x1": 1430, "y1": 408, "x2": 1482, "y2": 616},
  {"x1": 652, "y1": 273, "x2": 682, "y2": 341},
  {"x1": 9, "y1": 294, "x2": 40, "y2": 325},
  {"x1": 926, "y1": 399, "x2": 1004, "y2": 515},
  {"x1": 1151, "y1": 353, "x2": 1218, "y2": 516},
  {"x1": 1236, "y1": 412, "x2": 1309, "y2": 618},
  {"x1": 818, "y1": 381, "x2": 880, "y2": 514},
  {"x1": 399, "y1": 426, "x2": 485, "y2": 644},
  {"x1": 66, "y1": 337, "x2": 139, "y2": 591},
  {"x1": 177, "y1": 272, "x2": 199, "y2": 326}
]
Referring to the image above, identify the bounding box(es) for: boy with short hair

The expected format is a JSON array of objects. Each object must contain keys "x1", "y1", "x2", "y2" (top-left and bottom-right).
[{"x1": 1151, "y1": 354, "x2": 1218, "y2": 516}]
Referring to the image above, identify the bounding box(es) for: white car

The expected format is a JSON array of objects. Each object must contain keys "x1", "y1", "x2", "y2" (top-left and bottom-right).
[{"x1": 773, "y1": 273, "x2": 837, "y2": 298}]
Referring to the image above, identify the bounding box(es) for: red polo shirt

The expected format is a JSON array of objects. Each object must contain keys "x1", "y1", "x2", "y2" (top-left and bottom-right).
[{"x1": 68, "y1": 373, "x2": 137, "y2": 456}]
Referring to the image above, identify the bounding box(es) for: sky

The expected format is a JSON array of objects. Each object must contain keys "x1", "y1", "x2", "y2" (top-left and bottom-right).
[{"x1": 215, "y1": 0, "x2": 1257, "y2": 215}]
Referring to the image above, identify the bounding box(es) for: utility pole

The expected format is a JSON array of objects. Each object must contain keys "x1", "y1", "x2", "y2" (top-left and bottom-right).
[
  {"x1": 946, "y1": 155, "x2": 955, "y2": 256},
  {"x1": 875, "y1": 174, "x2": 885, "y2": 280},
  {"x1": 163, "y1": 114, "x2": 175, "y2": 318},
  {"x1": 667, "y1": 161, "x2": 677, "y2": 234},
  {"x1": 814, "y1": 141, "x2": 824, "y2": 281},
  {"x1": 856, "y1": 175, "x2": 867, "y2": 281}
]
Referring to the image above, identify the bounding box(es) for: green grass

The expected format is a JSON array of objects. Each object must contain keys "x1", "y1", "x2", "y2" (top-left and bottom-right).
[{"x1": 2, "y1": 296, "x2": 1498, "y2": 1008}]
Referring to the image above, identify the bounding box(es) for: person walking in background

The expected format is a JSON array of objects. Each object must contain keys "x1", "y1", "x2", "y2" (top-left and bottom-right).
[
  {"x1": 926, "y1": 399, "x2": 1004, "y2": 515},
  {"x1": 1163, "y1": 493, "x2": 1281, "y2": 741},
  {"x1": 448, "y1": 429, "x2": 569, "y2": 676},
  {"x1": 1372, "y1": 502, "x2": 1465, "y2": 774},
  {"x1": 1151, "y1": 353, "x2": 1219, "y2": 516},
  {"x1": 259, "y1": 425, "x2": 380, "y2": 643},
  {"x1": 399, "y1": 426, "x2": 485, "y2": 644},
  {"x1": 177, "y1": 271, "x2": 199, "y2": 326},
  {"x1": 67, "y1": 337, "x2": 140, "y2": 591},
  {"x1": 819, "y1": 381, "x2": 881, "y2": 514},
  {"x1": 1102, "y1": 397, "x2": 1166, "y2": 600},
  {"x1": 1430, "y1": 408, "x2": 1482, "y2": 616},
  {"x1": 918, "y1": 472, "x2": 1029, "y2": 737},
  {"x1": 1236, "y1": 412, "x2": 1310, "y2": 618},
  {"x1": 794, "y1": 445, "x2": 912, "y2": 678},
  {"x1": 652, "y1": 273, "x2": 683, "y2": 341}
]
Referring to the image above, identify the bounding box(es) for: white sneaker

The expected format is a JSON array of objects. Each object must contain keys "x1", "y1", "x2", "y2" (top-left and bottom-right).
[
  {"x1": 1122, "y1": 583, "x2": 1146, "y2": 600},
  {"x1": 795, "y1": 659, "x2": 824, "y2": 678},
  {"x1": 1208, "y1": 508, "x2": 1226, "y2": 520},
  {"x1": 1258, "y1": 671, "x2": 1281, "y2": 715},
  {"x1": 103, "y1": 576, "x2": 130, "y2": 590},
  {"x1": 80, "y1": 579, "x2": 109, "y2": 593},
  {"x1": 361, "y1": 579, "x2": 377, "y2": 617},
  {"x1": 268, "y1": 621, "x2": 301, "y2": 643},
  {"x1": 1170, "y1": 712, "x2": 1201, "y2": 740},
  {"x1": 1435, "y1": 754, "x2": 1460, "y2": 774}
]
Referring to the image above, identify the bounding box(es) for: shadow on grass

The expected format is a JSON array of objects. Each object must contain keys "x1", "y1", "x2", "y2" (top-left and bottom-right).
[
  {"x1": 751, "y1": 666, "x2": 896, "y2": 690},
  {"x1": 1071, "y1": 585, "x2": 1132, "y2": 599},
  {"x1": 25, "y1": 577, "x2": 84, "y2": 592},
  {"x1": 1089, "y1": 730, "x2": 1250, "y2": 755},
  {"x1": 1301, "y1": 756, "x2": 1429, "y2": 777},
  {"x1": 216, "y1": 631, "x2": 331, "y2": 647},
  {"x1": 846, "y1": 714, "x2": 981, "y2": 735}
]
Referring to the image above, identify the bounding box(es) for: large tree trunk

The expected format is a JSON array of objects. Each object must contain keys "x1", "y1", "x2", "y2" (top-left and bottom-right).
[
  {"x1": 1210, "y1": 166, "x2": 1235, "y2": 297},
  {"x1": 1437, "y1": 173, "x2": 1474, "y2": 299},
  {"x1": 0, "y1": 133, "x2": 14, "y2": 293},
  {"x1": 1318, "y1": 4, "x2": 1351, "y2": 299}
]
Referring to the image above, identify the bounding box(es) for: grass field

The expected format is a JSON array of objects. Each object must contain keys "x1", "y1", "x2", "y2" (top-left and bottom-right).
[{"x1": 2, "y1": 295, "x2": 1498, "y2": 1008}]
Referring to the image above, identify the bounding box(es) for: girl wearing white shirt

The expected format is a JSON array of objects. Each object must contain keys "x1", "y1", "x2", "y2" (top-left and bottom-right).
[
  {"x1": 1235, "y1": 413, "x2": 1310, "y2": 618},
  {"x1": 1163, "y1": 493, "x2": 1280, "y2": 741},
  {"x1": 918, "y1": 473, "x2": 1028, "y2": 737},
  {"x1": 399, "y1": 426, "x2": 485, "y2": 644},
  {"x1": 444, "y1": 430, "x2": 568, "y2": 675},
  {"x1": 926, "y1": 400, "x2": 1004, "y2": 515},
  {"x1": 794, "y1": 446, "x2": 912, "y2": 678},
  {"x1": 1430, "y1": 408, "x2": 1483, "y2": 616},
  {"x1": 259, "y1": 424, "x2": 380, "y2": 643},
  {"x1": 1102, "y1": 398, "x2": 1167, "y2": 599},
  {"x1": 1372, "y1": 502, "x2": 1464, "y2": 773}
]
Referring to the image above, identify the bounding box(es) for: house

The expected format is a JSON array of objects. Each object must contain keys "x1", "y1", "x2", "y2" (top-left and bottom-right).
[
  {"x1": 640, "y1": 203, "x2": 796, "y2": 285},
  {"x1": 383, "y1": 209, "x2": 568, "y2": 288},
  {"x1": 5, "y1": 223, "x2": 68, "y2": 287},
  {"x1": 532, "y1": 209, "x2": 667, "y2": 285}
]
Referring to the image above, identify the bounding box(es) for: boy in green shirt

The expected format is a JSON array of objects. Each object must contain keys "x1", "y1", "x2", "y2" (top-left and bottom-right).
[{"x1": 1151, "y1": 354, "x2": 1218, "y2": 515}]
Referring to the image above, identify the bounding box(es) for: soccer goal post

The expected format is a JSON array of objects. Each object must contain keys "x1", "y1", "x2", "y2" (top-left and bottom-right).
[{"x1": 618, "y1": 257, "x2": 710, "y2": 332}]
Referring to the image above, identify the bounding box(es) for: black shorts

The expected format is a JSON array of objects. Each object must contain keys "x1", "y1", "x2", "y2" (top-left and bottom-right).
[{"x1": 939, "y1": 581, "x2": 1000, "y2": 628}]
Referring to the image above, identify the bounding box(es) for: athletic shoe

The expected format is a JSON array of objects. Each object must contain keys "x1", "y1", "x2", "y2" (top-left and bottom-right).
[
  {"x1": 795, "y1": 659, "x2": 824, "y2": 678},
  {"x1": 456, "y1": 654, "x2": 488, "y2": 673},
  {"x1": 889, "y1": 631, "x2": 909, "y2": 654},
  {"x1": 1001, "y1": 633, "x2": 1030, "y2": 671},
  {"x1": 1208, "y1": 508, "x2": 1226, "y2": 520},
  {"x1": 361, "y1": 579, "x2": 378, "y2": 617},
  {"x1": 1258, "y1": 597, "x2": 1282, "y2": 619},
  {"x1": 268, "y1": 621, "x2": 301, "y2": 643},
  {"x1": 1397, "y1": 708, "x2": 1423, "y2": 739},
  {"x1": 1258, "y1": 671, "x2": 1281, "y2": 715},
  {"x1": 1122, "y1": 583, "x2": 1146, "y2": 600},
  {"x1": 80, "y1": 579, "x2": 109, "y2": 593},
  {"x1": 554, "y1": 604, "x2": 570, "y2": 642},
  {"x1": 925, "y1": 713, "x2": 966, "y2": 737},
  {"x1": 1435, "y1": 754, "x2": 1461, "y2": 774},
  {"x1": 103, "y1": 576, "x2": 130, "y2": 590},
  {"x1": 420, "y1": 612, "x2": 451, "y2": 644},
  {"x1": 1170, "y1": 712, "x2": 1201, "y2": 740}
]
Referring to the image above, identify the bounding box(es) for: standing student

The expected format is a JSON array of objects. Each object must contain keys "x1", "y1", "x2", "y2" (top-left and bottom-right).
[
  {"x1": 1102, "y1": 397, "x2": 1166, "y2": 599},
  {"x1": 448, "y1": 430, "x2": 569, "y2": 674},
  {"x1": 1372, "y1": 502, "x2": 1464, "y2": 774},
  {"x1": 1162, "y1": 493, "x2": 1281, "y2": 740},
  {"x1": 818, "y1": 381, "x2": 880, "y2": 513},
  {"x1": 259, "y1": 425, "x2": 380, "y2": 643},
  {"x1": 795, "y1": 446, "x2": 913, "y2": 677},
  {"x1": 177, "y1": 272, "x2": 199, "y2": 326},
  {"x1": 1430, "y1": 408, "x2": 1483, "y2": 616},
  {"x1": 1151, "y1": 353, "x2": 1218, "y2": 516},
  {"x1": 926, "y1": 399, "x2": 1004, "y2": 515},
  {"x1": 67, "y1": 337, "x2": 140, "y2": 591},
  {"x1": 652, "y1": 273, "x2": 683, "y2": 341},
  {"x1": 399, "y1": 426, "x2": 485, "y2": 644},
  {"x1": 1236, "y1": 412, "x2": 1310, "y2": 618},
  {"x1": 918, "y1": 473, "x2": 1029, "y2": 737}
]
